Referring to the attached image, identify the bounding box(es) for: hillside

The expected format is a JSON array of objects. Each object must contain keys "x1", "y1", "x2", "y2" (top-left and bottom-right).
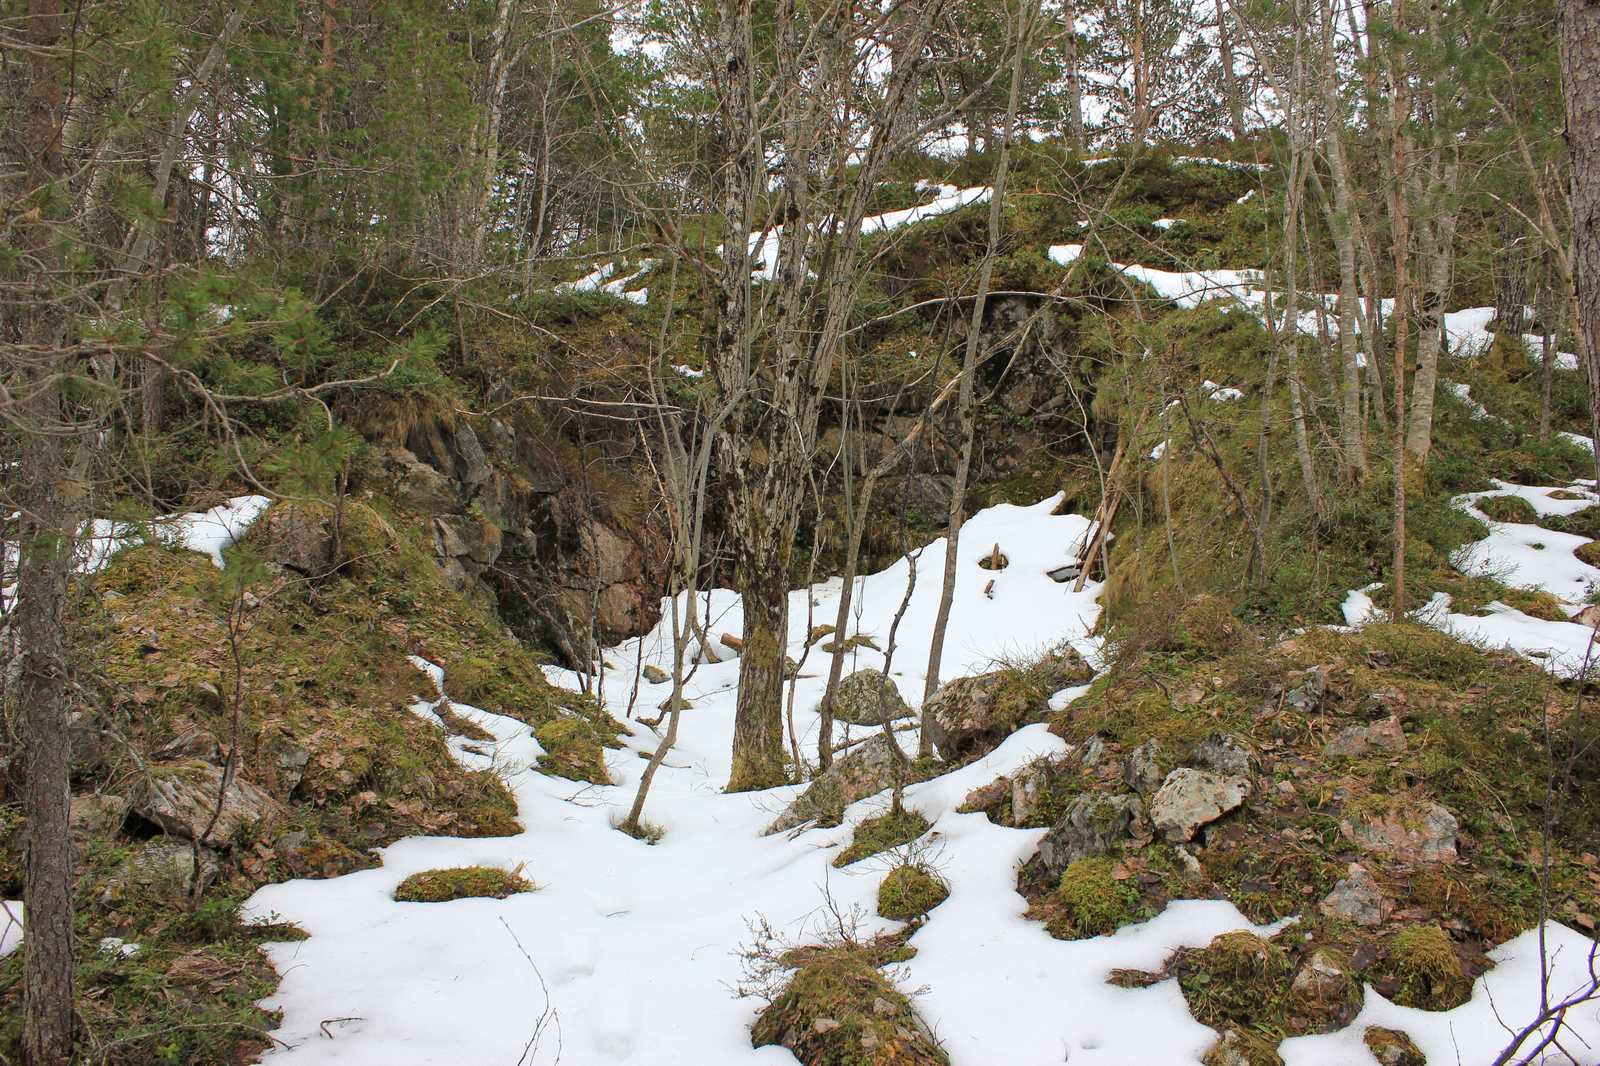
[{"x1": 4, "y1": 2, "x2": 1600, "y2": 1065}]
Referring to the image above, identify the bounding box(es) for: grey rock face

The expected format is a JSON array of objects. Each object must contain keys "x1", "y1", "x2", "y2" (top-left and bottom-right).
[
  {"x1": 830, "y1": 670, "x2": 914, "y2": 726},
  {"x1": 1034, "y1": 793, "x2": 1146, "y2": 876},
  {"x1": 1150, "y1": 768, "x2": 1249, "y2": 842},
  {"x1": 1318, "y1": 862, "x2": 1389, "y2": 927}
]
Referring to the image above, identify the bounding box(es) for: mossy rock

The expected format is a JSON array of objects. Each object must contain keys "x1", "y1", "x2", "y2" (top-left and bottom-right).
[
  {"x1": 1201, "y1": 1025, "x2": 1284, "y2": 1066},
  {"x1": 1476, "y1": 494, "x2": 1539, "y2": 524},
  {"x1": 1383, "y1": 924, "x2": 1472, "y2": 1010},
  {"x1": 1363, "y1": 1026, "x2": 1425, "y2": 1066},
  {"x1": 1054, "y1": 856, "x2": 1141, "y2": 937},
  {"x1": 1576, "y1": 540, "x2": 1600, "y2": 568},
  {"x1": 1179, "y1": 594, "x2": 1251, "y2": 656},
  {"x1": 831, "y1": 670, "x2": 915, "y2": 726},
  {"x1": 878, "y1": 865, "x2": 949, "y2": 921},
  {"x1": 1175, "y1": 931, "x2": 1294, "y2": 1034},
  {"x1": 534, "y1": 716, "x2": 611, "y2": 784},
  {"x1": 750, "y1": 943, "x2": 948, "y2": 1065},
  {"x1": 393, "y1": 865, "x2": 533, "y2": 902},
  {"x1": 834, "y1": 809, "x2": 931, "y2": 867}
]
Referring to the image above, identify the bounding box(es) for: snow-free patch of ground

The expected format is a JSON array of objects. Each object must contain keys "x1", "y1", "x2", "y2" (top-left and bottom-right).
[{"x1": 243, "y1": 494, "x2": 1600, "y2": 1064}]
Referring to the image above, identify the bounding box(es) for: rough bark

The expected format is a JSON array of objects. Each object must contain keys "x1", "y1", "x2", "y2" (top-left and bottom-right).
[
  {"x1": 1216, "y1": 0, "x2": 1247, "y2": 140},
  {"x1": 1563, "y1": 0, "x2": 1600, "y2": 488},
  {"x1": 14, "y1": 3, "x2": 77, "y2": 1061},
  {"x1": 1386, "y1": 0, "x2": 1412, "y2": 617}
]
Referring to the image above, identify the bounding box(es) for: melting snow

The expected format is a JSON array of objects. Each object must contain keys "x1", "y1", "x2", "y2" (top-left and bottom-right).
[{"x1": 242, "y1": 494, "x2": 1600, "y2": 1064}]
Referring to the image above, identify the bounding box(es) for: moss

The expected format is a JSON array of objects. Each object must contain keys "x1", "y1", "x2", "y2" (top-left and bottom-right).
[
  {"x1": 393, "y1": 865, "x2": 533, "y2": 903},
  {"x1": 1055, "y1": 857, "x2": 1141, "y2": 937},
  {"x1": 1577, "y1": 540, "x2": 1600, "y2": 568},
  {"x1": 877, "y1": 865, "x2": 949, "y2": 921},
  {"x1": 1475, "y1": 494, "x2": 1539, "y2": 524},
  {"x1": 1384, "y1": 924, "x2": 1472, "y2": 1010},
  {"x1": 834, "y1": 809, "x2": 931, "y2": 867},
  {"x1": 1363, "y1": 1026, "x2": 1425, "y2": 1066},
  {"x1": 1201, "y1": 1026, "x2": 1284, "y2": 1066},
  {"x1": 534, "y1": 716, "x2": 612, "y2": 784},
  {"x1": 1175, "y1": 931, "x2": 1294, "y2": 1035},
  {"x1": 750, "y1": 942, "x2": 948, "y2": 1065}
]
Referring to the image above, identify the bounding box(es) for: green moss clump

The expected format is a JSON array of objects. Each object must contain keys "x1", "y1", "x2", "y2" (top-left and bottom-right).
[
  {"x1": 1177, "y1": 931, "x2": 1294, "y2": 1033},
  {"x1": 393, "y1": 865, "x2": 533, "y2": 903},
  {"x1": 1386, "y1": 924, "x2": 1472, "y2": 1010},
  {"x1": 878, "y1": 865, "x2": 949, "y2": 921},
  {"x1": 1056, "y1": 857, "x2": 1140, "y2": 937},
  {"x1": 833, "y1": 809, "x2": 930, "y2": 867},
  {"x1": 750, "y1": 943, "x2": 947, "y2": 1065},
  {"x1": 534, "y1": 716, "x2": 612, "y2": 784},
  {"x1": 1475, "y1": 494, "x2": 1539, "y2": 524}
]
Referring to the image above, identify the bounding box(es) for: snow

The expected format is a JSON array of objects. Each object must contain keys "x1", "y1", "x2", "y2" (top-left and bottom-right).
[
  {"x1": 242, "y1": 492, "x2": 1600, "y2": 1065},
  {"x1": 672, "y1": 364, "x2": 705, "y2": 379},
  {"x1": 0, "y1": 901, "x2": 20, "y2": 960},
  {"x1": 1452, "y1": 483, "x2": 1600, "y2": 601},
  {"x1": 861, "y1": 184, "x2": 990, "y2": 235},
  {"x1": 98, "y1": 936, "x2": 141, "y2": 958},
  {"x1": 3, "y1": 494, "x2": 269, "y2": 605},
  {"x1": 554, "y1": 260, "x2": 651, "y2": 304},
  {"x1": 1152, "y1": 217, "x2": 1178, "y2": 230},
  {"x1": 1342, "y1": 480, "x2": 1600, "y2": 679}
]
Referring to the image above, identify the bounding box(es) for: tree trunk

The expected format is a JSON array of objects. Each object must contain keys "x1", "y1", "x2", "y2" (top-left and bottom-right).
[
  {"x1": 1386, "y1": 0, "x2": 1412, "y2": 617},
  {"x1": 1316, "y1": 0, "x2": 1367, "y2": 479},
  {"x1": 1563, "y1": 0, "x2": 1600, "y2": 489},
  {"x1": 1403, "y1": 164, "x2": 1459, "y2": 471},
  {"x1": 1216, "y1": 0, "x2": 1246, "y2": 140},
  {"x1": 921, "y1": 2, "x2": 1032, "y2": 742},
  {"x1": 1064, "y1": 0, "x2": 1085, "y2": 151},
  {"x1": 15, "y1": 3, "x2": 76, "y2": 1061}
]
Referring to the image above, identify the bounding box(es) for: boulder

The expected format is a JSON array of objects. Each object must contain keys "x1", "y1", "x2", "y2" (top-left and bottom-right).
[
  {"x1": 264, "y1": 506, "x2": 339, "y2": 577},
  {"x1": 1289, "y1": 949, "x2": 1359, "y2": 1026},
  {"x1": 1323, "y1": 717, "x2": 1407, "y2": 759},
  {"x1": 1191, "y1": 734, "x2": 1252, "y2": 777},
  {"x1": 105, "y1": 839, "x2": 218, "y2": 904},
  {"x1": 1363, "y1": 1027, "x2": 1425, "y2": 1066},
  {"x1": 1150, "y1": 768, "x2": 1249, "y2": 842},
  {"x1": 925, "y1": 650, "x2": 1092, "y2": 759},
  {"x1": 1034, "y1": 793, "x2": 1146, "y2": 877},
  {"x1": 432, "y1": 514, "x2": 503, "y2": 591},
  {"x1": 767, "y1": 736, "x2": 898, "y2": 833},
  {"x1": 1344, "y1": 801, "x2": 1458, "y2": 864},
  {"x1": 70, "y1": 793, "x2": 130, "y2": 842},
  {"x1": 830, "y1": 670, "x2": 914, "y2": 726},
  {"x1": 1123, "y1": 739, "x2": 1167, "y2": 794},
  {"x1": 642, "y1": 664, "x2": 670, "y2": 685},
  {"x1": 384, "y1": 446, "x2": 460, "y2": 513},
  {"x1": 1318, "y1": 863, "x2": 1390, "y2": 927},
  {"x1": 134, "y1": 762, "x2": 280, "y2": 847}
]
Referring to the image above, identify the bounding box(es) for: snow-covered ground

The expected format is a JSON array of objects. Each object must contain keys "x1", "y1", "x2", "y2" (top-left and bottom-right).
[{"x1": 241, "y1": 494, "x2": 1600, "y2": 1065}]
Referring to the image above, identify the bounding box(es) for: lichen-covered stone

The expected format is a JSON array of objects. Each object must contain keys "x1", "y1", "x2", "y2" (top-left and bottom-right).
[
  {"x1": 1034, "y1": 793, "x2": 1145, "y2": 876},
  {"x1": 830, "y1": 669, "x2": 914, "y2": 726},
  {"x1": 768, "y1": 736, "x2": 898, "y2": 833},
  {"x1": 1150, "y1": 768, "x2": 1249, "y2": 842}
]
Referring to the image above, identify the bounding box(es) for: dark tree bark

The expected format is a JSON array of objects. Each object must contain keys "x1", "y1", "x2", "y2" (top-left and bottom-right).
[
  {"x1": 13, "y1": 3, "x2": 78, "y2": 1062},
  {"x1": 1563, "y1": 0, "x2": 1600, "y2": 487}
]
